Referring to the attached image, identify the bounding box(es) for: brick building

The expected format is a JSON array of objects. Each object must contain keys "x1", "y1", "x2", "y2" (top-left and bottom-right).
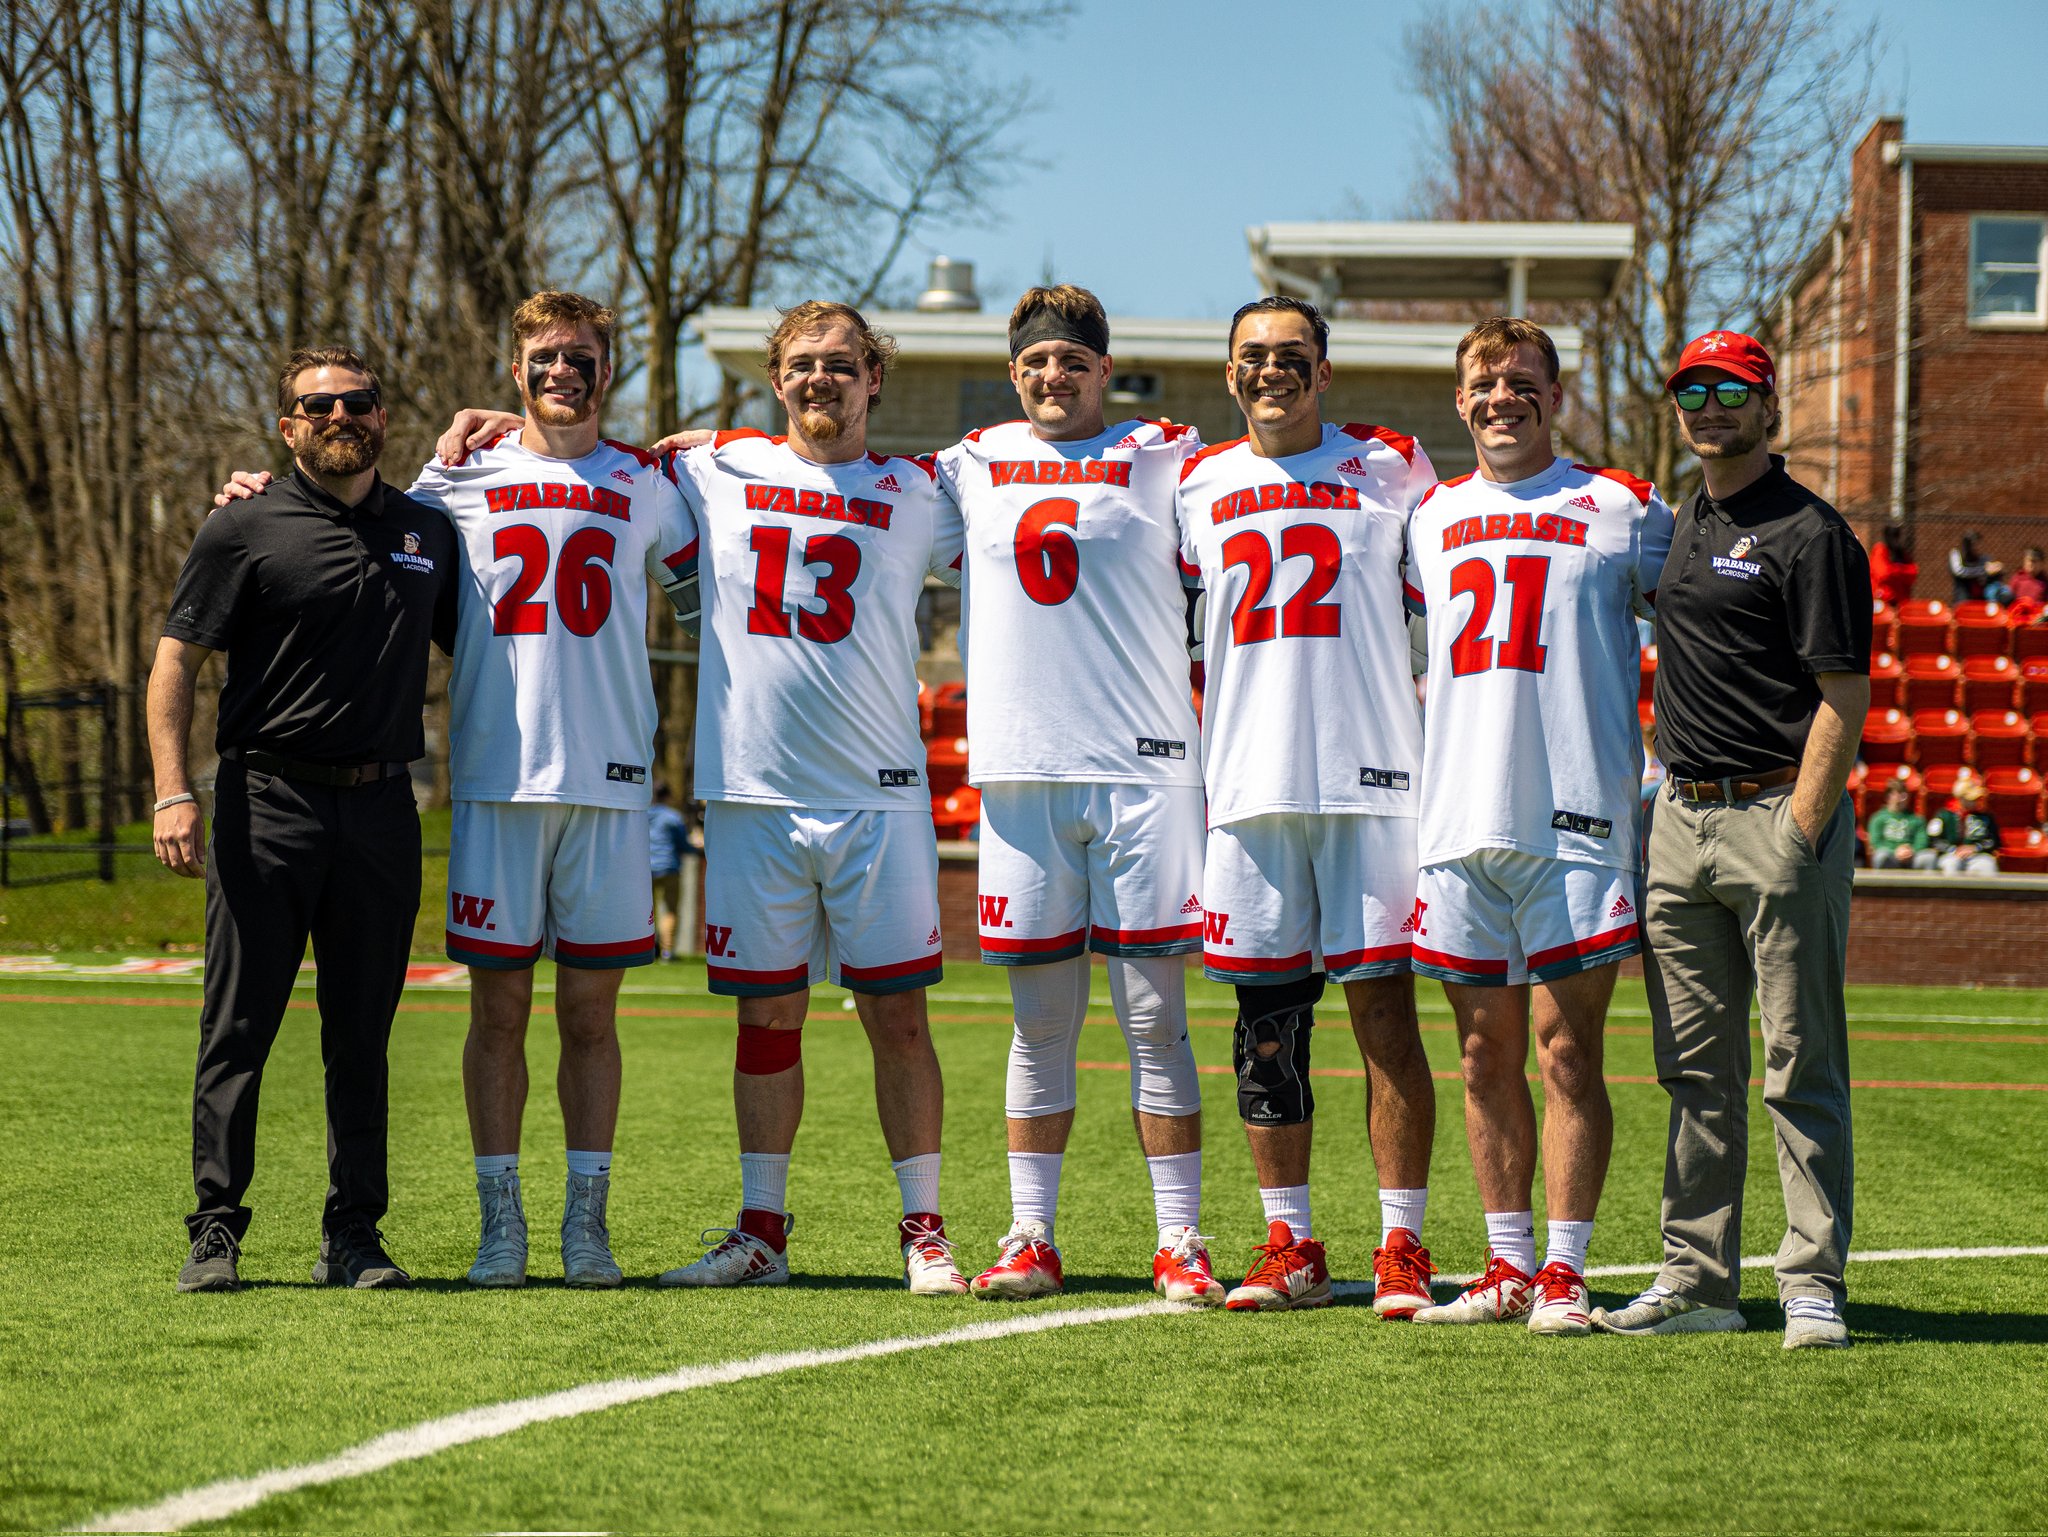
[{"x1": 1776, "y1": 117, "x2": 2048, "y2": 585}]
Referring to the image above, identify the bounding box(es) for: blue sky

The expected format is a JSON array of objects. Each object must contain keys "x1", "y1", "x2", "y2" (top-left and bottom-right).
[{"x1": 897, "y1": 0, "x2": 2048, "y2": 321}]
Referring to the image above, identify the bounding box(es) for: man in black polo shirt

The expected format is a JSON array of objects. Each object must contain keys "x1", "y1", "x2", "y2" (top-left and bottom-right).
[
  {"x1": 1592, "y1": 330, "x2": 1869, "y2": 1350},
  {"x1": 149, "y1": 345, "x2": 456, "y2": 1292}
]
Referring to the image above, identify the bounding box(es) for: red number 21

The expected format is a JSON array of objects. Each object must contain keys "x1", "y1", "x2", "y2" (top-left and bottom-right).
[{"x1": 1448, "y1": 555, "x2": 1551, "y2": 675}]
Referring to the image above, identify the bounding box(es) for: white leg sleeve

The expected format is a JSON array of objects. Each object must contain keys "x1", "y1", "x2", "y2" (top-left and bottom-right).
[
  {"x1": 1003, "y1": 954, "x2": 1090, "y2": 1118},
  {"x1": 1107, "y1": 954, "x2": 1202, "y2": 1117}
]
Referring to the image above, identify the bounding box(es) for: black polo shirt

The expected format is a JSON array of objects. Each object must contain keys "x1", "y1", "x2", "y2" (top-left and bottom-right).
[
  {"x1": 164, "y1": 467, "x2": 457, "y2": 763},
  {"x1": 1652, "y1": 458, "x2": 1870, "y2": 780}
]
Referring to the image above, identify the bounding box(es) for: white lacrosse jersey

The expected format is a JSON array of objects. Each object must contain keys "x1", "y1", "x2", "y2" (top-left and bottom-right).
[
  {"x1": 1407, "y1": 457, "x2": 1676, "y2": 870},
  {"x1": 668, "y1": 430, "x2": 955, "y2": 811},
  {"x1": 1176, "y1": 424, "x2": 1434, "y2": 827},
  {"x1": 409, "y1": 434, "x2": 695, "y2": 809},
  {"x1": 933, "y1": 418, "x2": 1203, "y2": 787}
]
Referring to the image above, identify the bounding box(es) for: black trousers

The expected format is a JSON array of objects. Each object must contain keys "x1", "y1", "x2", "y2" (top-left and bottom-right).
[{"x1": 188, "y1": 761, "x2": 421, "y2": 1242}]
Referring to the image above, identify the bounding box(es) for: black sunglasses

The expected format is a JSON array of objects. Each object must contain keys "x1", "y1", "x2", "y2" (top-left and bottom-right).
[
  {"x1": 294, "y1": 388, "x2": 380, "y2": 418},
  {"x1": 1673, "y1": 381, "x2": 1753, "y2": 411}
]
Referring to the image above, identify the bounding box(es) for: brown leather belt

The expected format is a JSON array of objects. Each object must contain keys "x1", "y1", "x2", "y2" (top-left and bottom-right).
[
  {"x1": 228, "y1": 749, "x2": 410, "y2": 787},
  {"x1": 1669, "y1": 765, "x2": 1799, "y2": 804}
]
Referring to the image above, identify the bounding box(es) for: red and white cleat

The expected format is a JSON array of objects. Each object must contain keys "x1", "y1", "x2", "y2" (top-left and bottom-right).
[
  {"x1": 1152, "y1": 1226, "x2": 1226, "y2": 1306},
  {"x1": 658, "y1": 1215, "x2": 790, "y2": 1288},
  {"x1": 1224, "y1": 1221, "x2": 1331, "y2": 1312},
  {"x1": 1412, "y1": 1254, "x2": 1534, "y2": 1324},
  {"x1": 1371, "y1": 1227, "x2": 1437, "y2": 1319},
  {"x1": 1527, "y1": 1260, "x2": 1592, "y2": 1335},
  {"x1": 900, "y1": 1213, "x2": 968, "y2": 1295},
  {"x1": 969, "y1": 1221, "x2": 1063, "y2": 1300}
]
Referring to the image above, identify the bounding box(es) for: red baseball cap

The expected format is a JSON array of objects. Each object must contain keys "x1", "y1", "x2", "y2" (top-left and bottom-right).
[{"x1": 1666, "y1": 330, "x2": 1776, "y2": 391}]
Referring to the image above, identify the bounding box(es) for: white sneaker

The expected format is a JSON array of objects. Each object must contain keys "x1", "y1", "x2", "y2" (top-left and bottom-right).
[
  {"x1": 467, "y1": 1172, "x2": 528, "y2": 1288},
  {"x1": 1414, "y1": 1255, "x2": 1532, "y2": 1324},
  {"x1": 1783, "y1": 1296, "x2": 1851, "y2": 1350},
  {"x1": 658, "y1": 1220, "x2": 791, "y2": 1288},
  {"x1": 1527, "y1": 1261, "x2": 1592, "y2": 1336},
  {"x1": 900, "y1": 1214, "x2": 968, "y2": 1295},
  {"x1": 561, "y1": 1171, "x2": 623, "y2": 1288},
  {"x1": 1592, "y1": 1283, "x2": 1746, "y2": 1335}
]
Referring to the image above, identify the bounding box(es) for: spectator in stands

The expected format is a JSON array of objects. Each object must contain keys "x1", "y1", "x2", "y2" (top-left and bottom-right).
[
  {"x1": 2008, "y1": 546, "x2": 2046, "y2": 623},
  {"x1": 648, "y1": 781, "x2": 693, "y2": 962},
  {"x1": 1868, "y1": 524, "x2": 1917, "y2": 607},
  {"x1": 1928, "y1": 776, "x2": 2000, "y2": 875},
  {"x1": 1866, "y1": 782, "x2": 1932, "y2": 870},
  {"x1": 1948, "y1": 531, "x2": 2012, "y2": 605}
]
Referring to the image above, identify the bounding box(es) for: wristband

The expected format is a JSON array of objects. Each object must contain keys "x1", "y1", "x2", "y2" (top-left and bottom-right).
[{"x1": 153, "y1": 793, "x2": 197, "y2": 813}]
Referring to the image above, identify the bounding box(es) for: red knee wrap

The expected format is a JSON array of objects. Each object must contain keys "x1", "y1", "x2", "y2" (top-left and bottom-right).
[{"x1": 736, "y1": 1024, "x2": 802, "y2": 1075}]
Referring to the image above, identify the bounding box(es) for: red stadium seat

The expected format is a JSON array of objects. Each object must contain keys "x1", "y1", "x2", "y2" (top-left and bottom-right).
[
  {"x1": 1998, "y1": 827, "x2": 2048, "y2": 874},
  {"x1": 1971, "y1": 711, "x2": 2032, "y2": 769},
  {"x1": 1871, "y1": 599, "x2": 1899, "y2": 659},
  {"x1": 1896, "y1": 598, "x2": 1952, "y2": 658},
  {"x1": 1911, "y1": 709, "x2": 1969, "y2": 768},
  {"x1": 1953, "y1": 601, "x2": 2014, "y2": 659},
  {"x1": 1900, "y1": 654, "x2": 1960, "y2": 714},
  {"x1": 1859, "y1": 707, "x2": 1912, "y2": 769},
  {"x1": 1639, "y1": 644, "x2": 1657, "y2": 705},
  {"x1": 1868, "y1": 650, "x2": 1903, "y2": 709},
  {"x1": 2033, "y1": 712, "x2": 2048, "y2": 747},
  {"x1": 1861, "y1": 763, "x2": 1920, "y2": 818},
  {"x1": 925, "y1": 735, "x2": 969, "y2": 798},
  {"x1": 916, "y1": 679, "x2": 933, "y2": 738},
  {"x1": 931, "y1": 785, "x2": 980, "y2": 841},
  {"x1": 1984, "y1": 767, "x2": 2046, "y2": 830},
  {"x1": 929, "y1": 680, "x2": 968, "y2": 741},
  {"x1": 2021, "y1": 661, "x2": 2048, "y2": 717},
  {"x1": 2015, "y1": 621, "x2": 2048, "y2": 662},
  {"x1": 1960, "y1": 655, "x2": 2019, "y2": 714}
]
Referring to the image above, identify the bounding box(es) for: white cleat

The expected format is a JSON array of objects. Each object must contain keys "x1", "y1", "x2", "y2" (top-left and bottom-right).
[
  {"x1": 467, "y1": 1172, "x2": 528, "y2": 1288},
  {"x1": 659, "y1": 1221, "x2": 791, "y2": 1288},
  {"x1": 1783, "y1": 1297, "x2": 1851, "y2": 1350},
  {"x1": 1527, "y1": 1261, "x2": 1592, "y2": 1336},
  {"x1": 900, "y1": 1214, "x2": 969, "y2": 1295},
  {"x1": 1414, "y1": 1255, "x2": 1533, "y2": 1324},
  {"x1": 1592, "y1": 1283, "x2": 1747, "y2": 1336},
  {"x1": 561, "y1": 1171, "x2": 623, "y2": 1289}
]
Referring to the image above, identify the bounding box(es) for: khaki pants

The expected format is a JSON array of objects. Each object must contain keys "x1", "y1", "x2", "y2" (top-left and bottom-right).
[{"x1": 1642, "y1": 781, "x2": 1854, "y2": 1308}]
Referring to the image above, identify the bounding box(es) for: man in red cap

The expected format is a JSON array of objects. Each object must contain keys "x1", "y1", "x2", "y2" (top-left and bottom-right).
[{"x1": 1592, "y1": 329, "x2": 1869, "y2": 1351}]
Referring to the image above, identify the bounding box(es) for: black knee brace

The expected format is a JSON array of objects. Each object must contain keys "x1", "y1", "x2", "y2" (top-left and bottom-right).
[{"x1": 1232, "y1": 973, "x2": 1325, "y2": 1125}]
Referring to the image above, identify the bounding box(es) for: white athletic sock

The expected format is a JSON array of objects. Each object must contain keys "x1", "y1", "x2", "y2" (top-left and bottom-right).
[
  {"x1": 1146, "y1": 1150, "x2": 1202, "y2": 1245},
  {"x1": 892, "y1": 1152, "x2": 942, "y2": 1216},
  {"x1": 1379, "y1": 1187, "x2": 1428, "y2": 1243},
  {"x1": 1008, "y1": 1151, "x2": 1063, "y2": 1237},
  {"x1": 1485, "y1": 1210, "x2": 1538, "y2": 1275},
  {"x1": 1546, "y1": 1218, "x2": 1594, "y2": 1276},
  {"x1": 1259, "y1": 1185, "x2": 1312, "y2": 1241},
  {"x1": 739, "y1": 1151, "x2": 791, "y2": 1215},
  {"x1": 475, "y1": 1153, "x2": 519, "y2": 1180},
  {"x1": 565, "y1": 1148, "x2": 611, "y2": 1179}
]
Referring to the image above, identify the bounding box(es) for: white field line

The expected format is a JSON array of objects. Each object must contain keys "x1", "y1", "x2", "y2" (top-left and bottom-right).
[{"x1": 75, "y1": 1246, "x2": 2048, "y2": 1535}]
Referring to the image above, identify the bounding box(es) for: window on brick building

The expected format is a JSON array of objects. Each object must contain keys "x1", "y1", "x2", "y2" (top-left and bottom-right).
[{"x1": 1968, "y1": 215, "x2": 2046, "y2": 325}]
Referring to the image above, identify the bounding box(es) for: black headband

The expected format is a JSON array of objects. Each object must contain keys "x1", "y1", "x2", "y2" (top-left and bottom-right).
[{"x1": 1009, "y1": 308, "x2": 1109, "y2": 360}]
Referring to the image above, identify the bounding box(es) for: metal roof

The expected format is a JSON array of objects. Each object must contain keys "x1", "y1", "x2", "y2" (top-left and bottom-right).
[{"x1": 1247, "y1": 220, "x2": 1635, "y2": 305}]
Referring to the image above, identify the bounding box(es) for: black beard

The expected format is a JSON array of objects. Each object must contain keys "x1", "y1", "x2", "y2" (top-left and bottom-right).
[{"x1": 300, "y1": 421, "x2": 383, "y2": 476}]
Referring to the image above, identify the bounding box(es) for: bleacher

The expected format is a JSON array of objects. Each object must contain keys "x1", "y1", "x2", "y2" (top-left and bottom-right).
[
  {"x1": 918, "y1": 680, "x2": 978, "y2": 841},
  {"x1": 1639, "y1": 598, "x2": 2048, "y2": 872}
]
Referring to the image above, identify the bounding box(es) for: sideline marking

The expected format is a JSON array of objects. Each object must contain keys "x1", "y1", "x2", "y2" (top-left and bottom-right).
[
  {"x1": 73, "y1": 1246, "x2": 2048, "y2": 1534},
  {"x1": 1075, "y1": 1060, "x2": 2048, "y2": 1094}
]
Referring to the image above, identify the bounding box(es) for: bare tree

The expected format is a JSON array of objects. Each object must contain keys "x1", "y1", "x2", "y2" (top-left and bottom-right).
[{"x1": 1404, "y1": 0, "x2": 1877, "y2": 494}]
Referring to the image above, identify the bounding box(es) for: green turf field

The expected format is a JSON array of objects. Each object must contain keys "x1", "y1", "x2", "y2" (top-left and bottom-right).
[{"x1": 2, "y1": 962, "x2": 2045, "y2": 1533}]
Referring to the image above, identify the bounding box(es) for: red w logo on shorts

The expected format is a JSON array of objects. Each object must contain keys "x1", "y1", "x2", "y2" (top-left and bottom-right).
[
  {"x1": 450, "y1": 892, "x2": 496, "y2": 930},
  {"x1": 1203, "y1": 910, "x2": 1231, "y2": 946},
  {"x1": 979, "y1": 895, "x2": 1011, "y2": 929},
  {"x1": 703, "y1": 924, "x2": 735, "y2": 957}
]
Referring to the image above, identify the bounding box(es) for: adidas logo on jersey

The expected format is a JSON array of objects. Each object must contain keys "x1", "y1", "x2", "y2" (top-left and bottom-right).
[
  {"x1": 1399, "y1": 899, "x2": 1428, "y2": 936},
  {"x1": 611, "y1": 469, "x2": 637, "y2": 486},
  {"x1": 927, "y1": 926, "x2": 941, "y2": 947},
  {"x1": 874, "y1": 473, "x2": 902, "y2": 492},
  {"x1": 1609, "y1": 894, "x2": 1635, "y2": 918},
  {"x1": 1179, "y1": 894, "x2": 1202, "y2": 915},
  {"x1": 1567, "y1": 493, "x2": 1600, "y2": 513},
  {"x1": 1335, "y1": 456, "x2": 1368, "y2": 476},
  {"x1": 1112, "y1": 434, "x2": 1140, "y2": 450}
]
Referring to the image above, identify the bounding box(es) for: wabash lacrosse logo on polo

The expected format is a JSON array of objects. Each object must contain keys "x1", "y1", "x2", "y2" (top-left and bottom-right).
[{"x1": 392, "y1": 529, "x2": 437, "y2": 574}]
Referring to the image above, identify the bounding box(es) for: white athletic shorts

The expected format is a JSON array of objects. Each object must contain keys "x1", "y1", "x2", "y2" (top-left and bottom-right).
[
  {"x1": 446, "y1": 801, "x2": 655, "y2": 970},
  {"x1": 702, "y1": 802, "x2": 943, "y2": 998},
  {"x1": 1202, "y1": 811, "x2": 1417, "y2": 985},
  {"x1": 1410, "y1": 848, "x2": 1642, "y2": 987},
  {"x1": 975, "y1": 781, "x2": 1205, "y2": 965}
]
